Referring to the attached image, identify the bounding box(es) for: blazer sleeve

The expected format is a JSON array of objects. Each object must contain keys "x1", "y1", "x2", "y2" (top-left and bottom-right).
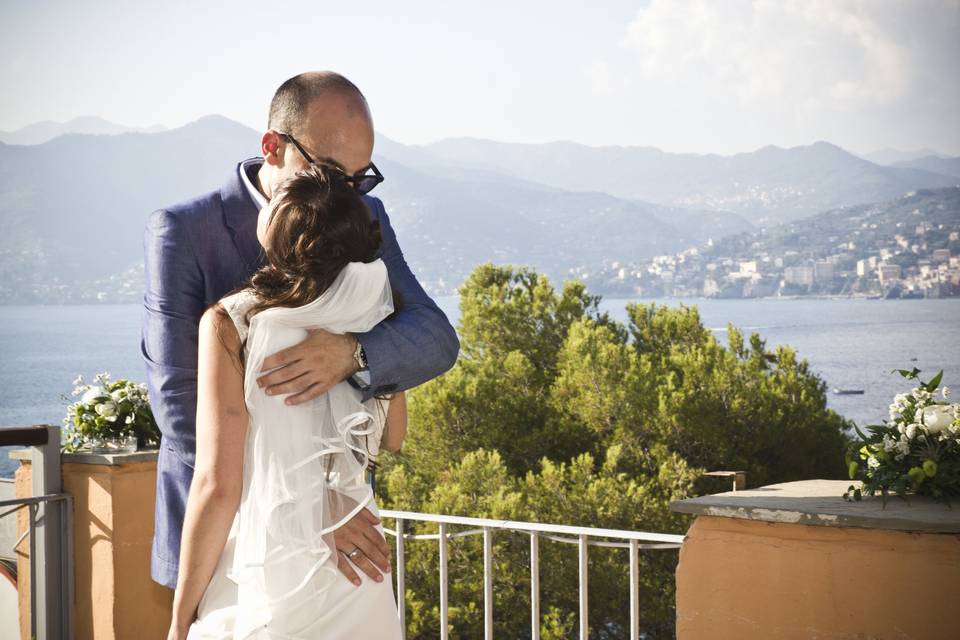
[
  {"x1": 140, "y1": 208, "x2": 206, "y2": 461},
  {"x1": 352, "y1": 197, "x2": 460, "y2": 401}
]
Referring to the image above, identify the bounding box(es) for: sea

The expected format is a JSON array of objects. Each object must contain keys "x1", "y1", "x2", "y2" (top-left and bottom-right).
[{"x1": 2, "y1": 297, "x2": 958, "y2": 478}]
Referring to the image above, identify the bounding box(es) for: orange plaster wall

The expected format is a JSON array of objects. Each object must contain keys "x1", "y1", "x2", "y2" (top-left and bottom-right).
[
  {"x1": 16, "y1": 459, "x2": 173, "y2": 640},
  {"x1": 675, "y1": 515, "x2": 960, "y2": 640}
]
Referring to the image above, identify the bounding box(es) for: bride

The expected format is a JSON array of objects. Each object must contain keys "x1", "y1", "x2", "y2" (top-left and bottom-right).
[{"x1": 167, "y1": 164, "x2": 406, "y2": 639}]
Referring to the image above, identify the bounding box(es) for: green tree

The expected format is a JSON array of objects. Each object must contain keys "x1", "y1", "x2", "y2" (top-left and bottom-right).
[{"x1": 378, "y1": 263, "x2": 850, "y2": 639}]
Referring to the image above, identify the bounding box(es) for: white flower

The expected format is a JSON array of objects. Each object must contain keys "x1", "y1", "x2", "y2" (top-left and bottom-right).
[
  {"x1": 72, "y1": 374, "x2": 84, "y2": 386},
  {"x1": 867, "y1": 456, "x2": 880, "y2": 469},
  {"x1": 110, "y1": 389, "x2": 125, "y2": 402},
  {"x1": 905, "y1": 423, "x2": 918, "y2": 440},
  {"x1": 922, "y1": 405, "x2": 954, "y2": 434},
  {"x1": 95, "y1": 402, "x2": 117, "y2": 418},
  {"x1": 897, "y1": 438, "x2": 911, "y2": 456},
  {"x1": 881, "y1": 434, "x2": 897, "y2": 452},
  {"x1": 81, "y1": 386, "x2": 104, "y2": 405},
  {"x1": 943, "y1": 386, "x2": 951, "y2": 399}
]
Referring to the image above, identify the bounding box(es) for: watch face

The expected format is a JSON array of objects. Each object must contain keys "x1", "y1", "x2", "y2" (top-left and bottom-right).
[{"x1": 355, "y1": 343, "x2": 367, "y2": 368}]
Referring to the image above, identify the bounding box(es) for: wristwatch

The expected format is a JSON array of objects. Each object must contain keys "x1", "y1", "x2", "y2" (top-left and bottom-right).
[{"x1": 353, "y1": 339, "x2": 368, "y2": 371}]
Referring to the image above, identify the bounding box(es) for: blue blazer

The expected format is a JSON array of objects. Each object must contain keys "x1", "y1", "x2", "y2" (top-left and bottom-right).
[{"x1": 141, "y1": 158, "x2": 459, "y2": 588}]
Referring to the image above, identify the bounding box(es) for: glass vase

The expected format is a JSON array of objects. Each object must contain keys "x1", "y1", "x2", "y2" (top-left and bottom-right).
[{"x1": 88, "y1": 432, "x2": 138, "y2": 454}]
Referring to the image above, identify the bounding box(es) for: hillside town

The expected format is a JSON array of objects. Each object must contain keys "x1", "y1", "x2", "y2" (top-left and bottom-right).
[{"x1": 577, "y1": 188, "x2": 960, "y2": 299}]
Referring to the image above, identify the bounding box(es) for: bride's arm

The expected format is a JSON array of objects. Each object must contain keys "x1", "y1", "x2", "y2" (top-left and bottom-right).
[{"x1": 169, "y1": 304, "x2": 249, "y2": 636}]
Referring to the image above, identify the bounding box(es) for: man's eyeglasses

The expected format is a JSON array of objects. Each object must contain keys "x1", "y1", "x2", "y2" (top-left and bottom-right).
[{"x1": 278, "y1": 132, "x2": 384, "y2": 195}]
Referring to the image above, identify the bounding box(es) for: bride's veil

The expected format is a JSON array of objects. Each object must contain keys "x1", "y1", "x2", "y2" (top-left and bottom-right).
[{"x1": 226, "y1": 258, "x2": 394, "y2": 637}]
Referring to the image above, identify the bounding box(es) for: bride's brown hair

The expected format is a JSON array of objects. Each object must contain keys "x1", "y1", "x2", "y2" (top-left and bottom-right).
[{"x1": 215, "y1": 163, "x2": 402, "y2": 371}]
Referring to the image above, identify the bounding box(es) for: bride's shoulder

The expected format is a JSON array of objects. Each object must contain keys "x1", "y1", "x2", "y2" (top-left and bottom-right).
[
  {"x1": 217, "y1": 288, "x2": 259, "y2": 338},
  {"x1": 219, "y1": 287, "x2": 258, "y2": 313}
]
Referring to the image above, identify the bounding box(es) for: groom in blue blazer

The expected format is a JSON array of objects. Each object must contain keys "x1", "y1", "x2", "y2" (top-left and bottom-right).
[{"x1": 141, "y1": 71, "x2": 459, "y2": 589}]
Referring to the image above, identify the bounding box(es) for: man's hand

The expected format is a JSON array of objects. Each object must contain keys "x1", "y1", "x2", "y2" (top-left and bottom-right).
[
  {"x1": 256, "y1": 329, "x2": 361, "y2": 405},
  {"x1": 329, "y1": 493, "x2": 392, "y2": 586}
]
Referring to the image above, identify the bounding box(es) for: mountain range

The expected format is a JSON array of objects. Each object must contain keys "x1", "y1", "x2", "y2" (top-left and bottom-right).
[
  {"x1": 0, "y1": 116, "x2": 166, "y2": 146},
  {"x1": 418, "y1": 138, "x2": 957, "y2": 226},
  {"x1": 0, "y1": 116, "x2": 957, "y2": 303}
]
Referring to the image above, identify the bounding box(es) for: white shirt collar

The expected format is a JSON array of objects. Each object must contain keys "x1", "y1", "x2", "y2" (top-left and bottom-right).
[{"x1": 239, "y1": 157, "x2": 268, "y2": 210}]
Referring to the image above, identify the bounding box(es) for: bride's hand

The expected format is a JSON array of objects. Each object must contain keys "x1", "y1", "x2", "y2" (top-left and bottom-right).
[
  {"x1": 330, "y1": 493, "x2": 392, "y2": 586},
  {"x1": 255, "y1": 328, "x2": 359, "y2": 405}
]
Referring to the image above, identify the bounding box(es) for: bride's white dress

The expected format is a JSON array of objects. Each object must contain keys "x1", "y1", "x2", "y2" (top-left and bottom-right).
[{"x1": 187, "y1": 259, "x2": 403, "y2": 640}]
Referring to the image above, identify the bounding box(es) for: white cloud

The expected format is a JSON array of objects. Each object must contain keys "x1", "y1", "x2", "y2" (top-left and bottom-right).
[
  {"x1": 605, "y1": 0, "x2": 960, "y2": 153},
  {"x1": 582, "y1": 60, "x2": 632, "y2": 96}
]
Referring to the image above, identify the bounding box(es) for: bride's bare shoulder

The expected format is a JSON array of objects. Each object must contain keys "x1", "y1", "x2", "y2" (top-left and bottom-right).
[{"x1": 200, "y1": 300, "x2": 244, "y2": 373}]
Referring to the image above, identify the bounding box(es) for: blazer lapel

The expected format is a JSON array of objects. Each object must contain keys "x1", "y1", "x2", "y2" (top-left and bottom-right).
[{"x1": 222, "y1": 158, "x2": 268, "y2": 273}]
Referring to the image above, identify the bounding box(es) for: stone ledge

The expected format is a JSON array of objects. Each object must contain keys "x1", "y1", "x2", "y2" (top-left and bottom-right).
[
  {"x1": 670, "y1": 479, "x2": 960, "y2": 533},
  {"x1": 9, "y1": 447, "x2": 159, "y2": 465}
]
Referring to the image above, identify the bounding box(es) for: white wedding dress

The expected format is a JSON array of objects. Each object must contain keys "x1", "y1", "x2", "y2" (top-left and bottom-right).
[{"x1": 187, "y1": 259, "x2": 403, "y2": 640}]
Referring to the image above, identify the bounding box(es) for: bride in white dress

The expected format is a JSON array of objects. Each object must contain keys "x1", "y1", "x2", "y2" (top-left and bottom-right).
[{"x1": 167, "y1": 164, "x2": 405, "y2": 640}]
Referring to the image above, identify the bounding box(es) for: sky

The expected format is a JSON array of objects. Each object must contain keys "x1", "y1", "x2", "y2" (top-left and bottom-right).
[{"x1": 1, "y1": 0, "x2": 958, "y2": 156}]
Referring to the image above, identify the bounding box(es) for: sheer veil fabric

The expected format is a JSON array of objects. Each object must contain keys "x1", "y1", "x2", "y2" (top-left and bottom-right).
[{"x1": 186, "y1": 258, "x2": 402, "y2": 640}]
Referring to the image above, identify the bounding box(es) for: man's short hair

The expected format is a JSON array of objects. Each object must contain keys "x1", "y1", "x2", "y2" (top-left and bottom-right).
[{"x1": 267, "y1": 71, "x2": 368, "y2": 135}]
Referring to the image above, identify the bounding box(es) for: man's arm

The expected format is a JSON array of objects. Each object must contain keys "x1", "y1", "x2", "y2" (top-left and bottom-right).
[
  {"x1": 141, "y1": 208, "x2": 205, "y2": 460},
  {"x1": 352, "y1": 197, "x2": 460, "y2": 401}
]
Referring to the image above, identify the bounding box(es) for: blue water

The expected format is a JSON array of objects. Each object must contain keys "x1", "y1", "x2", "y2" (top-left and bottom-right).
[{"x1": 2, "y1": 298, "x2": 958, "y2": 477}]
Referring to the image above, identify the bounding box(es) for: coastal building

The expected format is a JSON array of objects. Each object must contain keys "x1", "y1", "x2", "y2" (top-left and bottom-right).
[
  {"x1": 814, "y1": 261, "x2": 834, "y2": 283},
  {"x1": 877, "y1": 263, "x2": 902, "y2": 285},
  {"x1": 784, "y1": 266, "x2": 814, "y2": 286}
]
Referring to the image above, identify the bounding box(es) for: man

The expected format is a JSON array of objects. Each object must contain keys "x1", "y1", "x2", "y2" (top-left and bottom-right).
[{"x1": 141, "y1": 71, "x2": 459, "y2": 590}]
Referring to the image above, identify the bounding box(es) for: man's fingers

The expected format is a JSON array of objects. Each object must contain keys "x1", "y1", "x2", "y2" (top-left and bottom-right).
[
  {"x1": 336, "y1": 551, "x2": 362, "y2": 587},
  {"x1": 360, "y1": 507, "x2": 381, "y2": 525},
  {"x1": 361, "y1": 523, "x2": 391, "y2": 563},
  {"x1": 349, "y1": 551, "x2": 385, "y2": 583},
  {"x1": 256, "y1": 359, "x2": 308, "y2": 389},
  {"x1": 259, "y1": 344, "x2": 303, "y2": 374},
  {"x1": 284, "y1": 380, "x2": 332, "y2": 406},
  {"x1": 261, "y1": 370, "x2": 313, "y2": 397}
]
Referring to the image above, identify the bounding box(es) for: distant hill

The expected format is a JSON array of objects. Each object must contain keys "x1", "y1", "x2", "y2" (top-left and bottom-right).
[
  {"x1": 0, "y1": 116, "x2": 166, "y2": 145},
  {"x1": 0, "y1": 115, "x2": 262, "y2": 303},
  {"x1": 0, "y1": 116, "x2": 750, "y2": 303},
  {"x1": 891, "y1": 156, "x2": 960, "y2": 179},
  {"x1": 612, "y1": 187, "x2": 960, "y2": 299},
  {"x1": 862, "y1": 148, "x2": 948, "y2": 166},
  {"x1": 423, "y1": 138, "x2": 958, "y2": 226}
]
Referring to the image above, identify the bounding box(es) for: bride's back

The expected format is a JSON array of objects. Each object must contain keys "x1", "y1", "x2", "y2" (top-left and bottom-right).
[{"x1": 194, "y1": 165, "x2": 402, "y2": 637}]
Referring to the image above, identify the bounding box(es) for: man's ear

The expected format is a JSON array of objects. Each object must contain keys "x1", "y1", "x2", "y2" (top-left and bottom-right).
[{"x1": 261, "y1": 130, "x2": 284, "y2": 167}]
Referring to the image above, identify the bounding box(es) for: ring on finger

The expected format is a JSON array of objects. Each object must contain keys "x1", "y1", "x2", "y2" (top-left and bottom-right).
[{"x1": 348, "y1": 545, "x2": 362, "y2": 559}]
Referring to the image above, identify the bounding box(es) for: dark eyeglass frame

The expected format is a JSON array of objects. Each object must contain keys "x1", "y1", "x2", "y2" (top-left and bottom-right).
[{"x1": 277, "y1": 132, "x2": 384, "y2": 195}]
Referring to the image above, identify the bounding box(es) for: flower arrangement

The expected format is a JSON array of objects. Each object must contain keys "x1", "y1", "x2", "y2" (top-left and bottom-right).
[
  {"x1": 844, "y1": 368, "x2": 960, "y2": 505},
  {"x1": 60, "y1": 372, "x2": 161, "y2": 453}
]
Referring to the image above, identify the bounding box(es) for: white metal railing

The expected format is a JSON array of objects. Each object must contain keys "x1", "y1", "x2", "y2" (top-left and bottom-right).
[
  {"x1": 379, "y1": 510, "x2": 685, "y2": 640},
  {"x1": 0, "y1": 425, "x2": 74, "y2": 640}
]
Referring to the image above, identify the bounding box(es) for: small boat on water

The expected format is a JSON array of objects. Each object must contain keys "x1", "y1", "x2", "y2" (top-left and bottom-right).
[{"x1": 833, "y1": 388, "x2": 865, "y2": 395}]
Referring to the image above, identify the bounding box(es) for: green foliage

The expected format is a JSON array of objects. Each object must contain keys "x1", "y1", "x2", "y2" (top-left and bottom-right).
[{"x1": 379, "y1": 262, "x2": 851, "y2": 638}]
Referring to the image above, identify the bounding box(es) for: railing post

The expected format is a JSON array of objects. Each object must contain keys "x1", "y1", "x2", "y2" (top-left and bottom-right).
[
  {"x1": 483, "y1": 526, "x2": 493, "y2": 640},
  {"x1": 629, "y1": 539, "x2": 639, "y2": 640},
  {"x1": 32, "y1": 425, "x2": 66, "y2": 640},
  {"x1": 530, "y1": 532, "x2": 540, "y2": 640},
  {"x1": 439, "y1": 521, "x2": 449, "y2": 640},
  {"x1": 395, "y1": 518, "x2": 406, "y2": 638},
  {"x1": 28, "y1": 502, "x2": 37, "y2": 637},
  {"x1": 578, "y1": 533, "x2": 588, "y2": 640}
]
